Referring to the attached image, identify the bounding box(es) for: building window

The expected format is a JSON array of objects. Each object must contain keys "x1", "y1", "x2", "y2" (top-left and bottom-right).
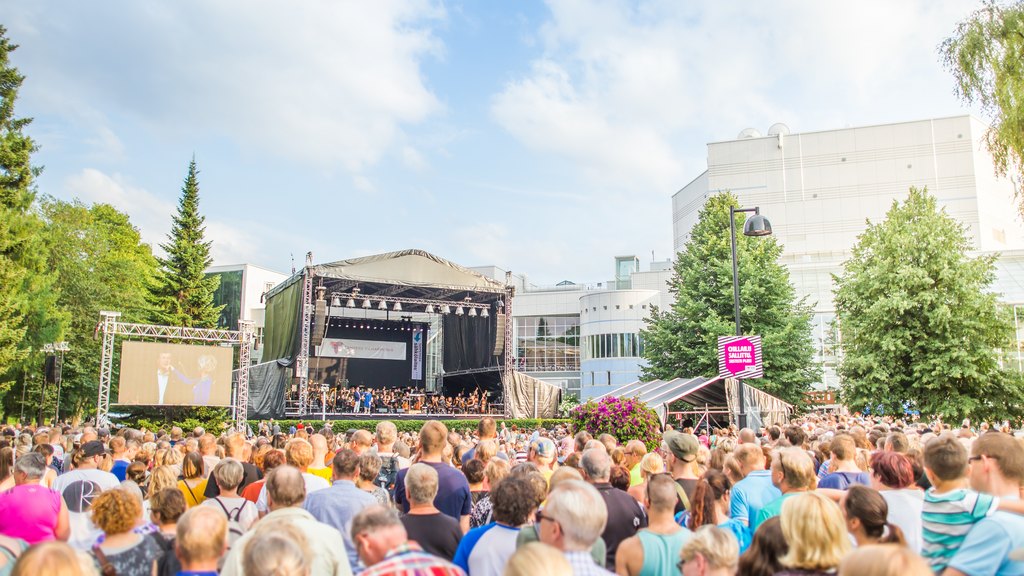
[
  {"x1": 516, "y1": 315, "x2": 580, "y2": 372},
  {"x1": 581, "y1": 333, "x2": 646, "y2": 360}
]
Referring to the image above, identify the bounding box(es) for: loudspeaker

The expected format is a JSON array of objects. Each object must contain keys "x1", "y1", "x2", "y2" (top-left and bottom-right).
[
  {"x1": 493, "y1": 312, "x2": 505, "y2": 356},
  {"x1": 311, "y1": 297, "x2": 327, "y2": 347},
  {"x1": 44, "y1": 356, "x2": 57, "y2": 384}
]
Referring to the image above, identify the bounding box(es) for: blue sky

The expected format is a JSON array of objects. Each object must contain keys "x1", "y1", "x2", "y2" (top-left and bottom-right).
[{"x1": 4, "y1": 1, "x2": 979, "y2": 284}]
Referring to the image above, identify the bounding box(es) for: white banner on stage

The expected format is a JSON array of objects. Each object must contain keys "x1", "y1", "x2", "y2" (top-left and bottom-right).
[
  {"x1": 411, "y1": 328, "x2": 423, "y2": 379},
  {"x1": 319, "y1": 338, "x2": 406, "y2": 360}
]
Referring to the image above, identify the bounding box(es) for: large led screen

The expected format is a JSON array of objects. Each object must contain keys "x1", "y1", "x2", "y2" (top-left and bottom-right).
[{"x1": 118, "y1": 342, "x2": 234, "y2": 406}]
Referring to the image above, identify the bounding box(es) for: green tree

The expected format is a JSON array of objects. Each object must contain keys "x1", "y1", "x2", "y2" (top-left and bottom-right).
[
  {"x1": 39, "y1": 198, "x2": 161, "y2": 420},
  {"x1": 0, "y1": 26, "x2": 63, "y2": 417},
  {"x1": 833, "y1": 187, "x2": 1024, "y2": 421},
  {"x1": 942, "y1": 1, "x2": 1024, "y2": 211},
  {"x1": 155, "y1": 159, "x2": 223, "y2": 328},
  {"x1": 641, "y1": 193, "x2": 819, "y2": 406}
]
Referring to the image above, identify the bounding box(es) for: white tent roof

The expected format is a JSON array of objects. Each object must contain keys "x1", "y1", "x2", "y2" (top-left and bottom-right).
[{"x1": 314, "y1": 249, "x2": 505, "y2": 293}]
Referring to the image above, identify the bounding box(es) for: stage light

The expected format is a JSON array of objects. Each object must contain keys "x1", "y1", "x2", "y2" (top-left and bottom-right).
[
  {"x1": 330, "y1": 295, "x2": 342, "y2": 307},
  {"x1": 455, "y1": 306, "x2": 464, "y2": 316},
  {"x1": 481, "y1": 307, "x2": 489, "y2": 318},
  {"x1": 468, "y1": 308, "x2": 477, "y2": 317},
  {"x1": 346, "y1": 297, "x2": 356, "y2": 308},
  {"x1": 425, "y1": 304, "x2": 435, "y2": 314},
  {"x1": 362, "y1": 298, "x2": 371, "y2": 309},
  {"x1": 393, "y1": 302, "x2": 402, "y2": 312},
  {"x1": 441, "y1": 304, "x2": 451, "y2": 314},
  {"x1": 378, "y1": 300, "x2": 387, "y2": 310}
]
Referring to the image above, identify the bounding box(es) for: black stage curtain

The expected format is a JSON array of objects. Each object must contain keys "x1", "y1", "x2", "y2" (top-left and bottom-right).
[
  {"x1": 441, "y1": 369, "x2": 503, "y2": 399},
  {"x1": 246, "y1": 359, "x2": 289, "y2": 419},
  {"x1": 442, "y1": 314, "x2": 498, "y2": 372}
]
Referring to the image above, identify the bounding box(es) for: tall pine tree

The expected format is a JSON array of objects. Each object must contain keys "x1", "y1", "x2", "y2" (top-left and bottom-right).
[
  {"x1": 155, "y1": 159, "x2": 222, "y2": 328},
  {"x1": 0, "y1": 26, "x2": 63, "y2": 410},
  {"x1": 641, "y1": 193, "x2": 819, "y2": 406}
]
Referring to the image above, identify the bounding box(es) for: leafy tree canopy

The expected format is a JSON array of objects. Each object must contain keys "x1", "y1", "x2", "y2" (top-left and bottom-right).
[
  {"x1": 834, "y1": 187, "x2": 1024, "y2": 421},
  {"x1": 641, "y1": 192, "x2": 819, "y2": 406},
  {"x1": 942, "y1": 0, "x2": 1024, "y2": 212}
]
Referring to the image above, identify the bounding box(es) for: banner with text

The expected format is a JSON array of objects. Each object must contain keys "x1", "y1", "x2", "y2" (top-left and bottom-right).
[
  {"x1": 411, "y1": 328, "x2": 424, "y2": 380},
  {"x1": 718, "y1": 335, "x2": 763, "y2": 379},
  {"x1": 319, "y1": 338, "x2": 406, "y2": 361}
]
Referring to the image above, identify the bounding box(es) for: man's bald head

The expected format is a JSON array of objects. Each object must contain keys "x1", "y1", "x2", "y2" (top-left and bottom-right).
[
  {"x1": 267, "y1": 465, "x2": 305, "y2": 509},
  {"x1": 310, "y1": 434, "x2": 328, "y2": 453},
  {"x1": 738, "y1": 428, "x2": 757, "y2": 444}
]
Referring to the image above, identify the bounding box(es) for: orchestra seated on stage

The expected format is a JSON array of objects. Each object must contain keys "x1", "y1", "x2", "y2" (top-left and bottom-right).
[{"x1": 311, "y1": 385, "x2": 497, "y2": 415}]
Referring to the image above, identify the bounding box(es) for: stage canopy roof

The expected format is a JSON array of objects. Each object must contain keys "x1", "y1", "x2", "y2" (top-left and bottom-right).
[
  {"x1": 267, "y1": 249, "x2": 505, "y2": 302},
  {"x1": 597, "y1": 377, "x2": 792, "y2": 426},
  {"x1": 262, "y1": 248, "x2": 508, "y2": 374}
]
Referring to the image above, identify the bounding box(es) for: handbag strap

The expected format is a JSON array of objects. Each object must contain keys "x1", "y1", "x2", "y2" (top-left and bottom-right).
[{"x1": 92, "y1": 544, "x2": 118, "y2": 576}]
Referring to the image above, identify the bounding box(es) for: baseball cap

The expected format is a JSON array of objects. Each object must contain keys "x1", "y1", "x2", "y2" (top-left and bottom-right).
[
  {"x1": 663, "y1": 430, "x2": 699, "y2": 462},
  {"x1": 531, "y1": 438, "x2": 556, "y2": 459},
  {"x1": 81, "y1": 440, "x2": 108, "y2": 458}
]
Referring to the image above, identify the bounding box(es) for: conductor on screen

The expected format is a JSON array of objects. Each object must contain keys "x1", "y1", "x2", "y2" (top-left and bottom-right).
[{"x1": 155, "y1": 352, "x2": 181, "y2": 404}]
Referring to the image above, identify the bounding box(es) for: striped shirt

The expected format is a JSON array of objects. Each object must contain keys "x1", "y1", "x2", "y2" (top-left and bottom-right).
[{"x1": 922, "y1": 488, "x2": 998, "y2": 571}]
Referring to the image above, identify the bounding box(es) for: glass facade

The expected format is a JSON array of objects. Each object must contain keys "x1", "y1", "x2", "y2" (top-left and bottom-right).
[
  {"x1": 581, "y1": 333, "x2": 646, "y2": 360},
  {"x1": 516, "y1": 315, "x2": 580, "y2": 371},
  {"x1": 209, "y1": 270, "x2": 243, "y2": 330}
]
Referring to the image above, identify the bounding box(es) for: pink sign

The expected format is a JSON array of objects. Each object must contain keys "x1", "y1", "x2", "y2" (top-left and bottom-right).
[{"x1": 718, "y1": 335, "x2": 763, "y2": 379}]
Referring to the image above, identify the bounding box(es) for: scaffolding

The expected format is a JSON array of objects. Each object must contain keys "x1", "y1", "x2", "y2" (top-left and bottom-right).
[{"x1": 95, "y1": 311, "x2": 254, "y2": 430}]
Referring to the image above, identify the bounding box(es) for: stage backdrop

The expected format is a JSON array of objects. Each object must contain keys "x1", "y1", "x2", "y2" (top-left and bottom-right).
[
  {"x1": 118, "y1": 342, "x2": 234, "y2": 406},
  {"x1": 314, "y1": 323, "x2": 427, "y2": 389}
]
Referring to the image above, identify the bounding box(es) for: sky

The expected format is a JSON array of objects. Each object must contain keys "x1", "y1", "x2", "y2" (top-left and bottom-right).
[{"x1": 2, "y1": 1, "x2": 982, "y2": 285}]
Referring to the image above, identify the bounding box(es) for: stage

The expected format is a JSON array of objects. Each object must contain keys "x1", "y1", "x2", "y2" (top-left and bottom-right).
[{"x1": 289, "y1": 411, "x2": 500, "y2": 422}]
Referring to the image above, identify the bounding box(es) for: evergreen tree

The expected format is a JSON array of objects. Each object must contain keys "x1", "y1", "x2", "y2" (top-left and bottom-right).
[
  {"x1": 641, "y1": 193, "x2": 819, "y2": 406},
  {"x1": 155, "y1": 159, "x2": 223, "y2": 328},
  {"x1": 0, "y1": 26, "x2": 63, "y2": 409},
  {"x1": 834, "y1": 187, "x2": 1024, "y2": 421},
  {"x1": 942, "y1": 1, "x2": 1024, "y2": 211}
]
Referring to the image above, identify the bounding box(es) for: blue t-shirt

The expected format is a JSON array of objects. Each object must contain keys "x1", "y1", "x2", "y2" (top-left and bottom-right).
[
  {"x1": 111, "y1": 460, "x2": 130, "y2": 482},
  {"x1": 395, "y1": 461, "x2": 472, "y2": 522},
  {"x1": 730, "y1": 470, "x2": 781, "y2": 530},
  {"x1": 947, "y1": 510, "x2": 1024, "y2": 576},
  {"x1": 817, "y1": 471, "x2": 870, "y2": 490},
  {"x1": 453, "y1": 523, "x2": 520, "y2": 576}
]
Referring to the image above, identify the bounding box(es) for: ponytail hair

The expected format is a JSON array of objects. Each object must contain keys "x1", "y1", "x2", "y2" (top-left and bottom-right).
[
  {"x1": 843, "y1": 485, "x2": 906, "y2": 546},
  {"x1": 689, "y1": 469, "x2": 731, "y2": 530}
]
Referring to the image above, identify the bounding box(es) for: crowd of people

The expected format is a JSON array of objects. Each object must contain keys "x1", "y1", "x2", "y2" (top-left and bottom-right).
[
  {"x1": 318, "y1": 387, "x2": 496, "y2": 415},
  {"x1": 0, "y1": 412, "x2": 1021, "y2": 575}
]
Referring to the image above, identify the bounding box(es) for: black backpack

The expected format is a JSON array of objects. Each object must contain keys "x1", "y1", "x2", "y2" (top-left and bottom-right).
[
  {"x1": 149, "y1": 533, "x2": 181, "y2": 576},
  {"x1": 376, "y1": 454, "x2": 400, "y2": 497}
]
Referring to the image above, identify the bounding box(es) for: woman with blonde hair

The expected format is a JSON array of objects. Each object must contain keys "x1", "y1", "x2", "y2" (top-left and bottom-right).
[
  {"x1": 627, "y1": 452, "x2": 665, "y2": 503},
  {"x1": 678, "y1": 525, "x2": 738, "y2": 576},
  {"x1": 838, "y1": 544, "x2": 931, "y2": 576},
  {"x1": 177, "y1": 451, "x2": 208, "y2": 507},
  {"x1": 11, "y1": 541, "x2": 96, "y2": 576},
  {"x1": 776, "y1": 492, "x2": 851, "y2": 575},
  {"x1": 505, "y1": 542, "x2": 570, "y2": 576}
]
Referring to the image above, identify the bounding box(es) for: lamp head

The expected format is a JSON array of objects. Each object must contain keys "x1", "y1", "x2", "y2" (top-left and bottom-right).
[{"x1": 743, "y1": 213, "x2": 772, "y2": 237}]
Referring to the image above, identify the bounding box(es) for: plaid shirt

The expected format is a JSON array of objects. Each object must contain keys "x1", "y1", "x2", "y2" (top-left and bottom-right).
[
  {"x1": 361, "y1": 543, "x2": 467, "y2": 576},
  {"x1": 566, "y1": 551, "x2": 616, "y2": 576}
]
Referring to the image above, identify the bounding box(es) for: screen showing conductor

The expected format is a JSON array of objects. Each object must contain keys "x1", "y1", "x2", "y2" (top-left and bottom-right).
[{"x1": 117, "y1": 341, "x2": 233, "y2": 406}]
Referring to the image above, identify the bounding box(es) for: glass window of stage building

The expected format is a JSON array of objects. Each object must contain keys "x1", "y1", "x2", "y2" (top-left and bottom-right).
[
  {"x1": 516, "y1": 315, "x2": 580, "y2": 372},
  {"x1": 582, "y1": 333, "x2": 646, "y2": 360}
]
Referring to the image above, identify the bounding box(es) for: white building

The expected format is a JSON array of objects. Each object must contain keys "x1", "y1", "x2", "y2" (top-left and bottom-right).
[
  {"x1": 673, "y1": 115, "x2": 1024, "y2": 390},
  {"x1": 206, "y1": 263, "x2": 289, "y2": 363},
  {"x1": 472, "y1": 259, "x2": 673, "y2": 400}
]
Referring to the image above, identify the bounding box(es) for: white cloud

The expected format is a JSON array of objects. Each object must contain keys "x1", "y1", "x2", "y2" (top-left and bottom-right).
[
  {"x1": 10, "y1": 1, "x2": 446, "y2": 174},
  {"x1": 492, "y1": 1, "x2": 972, "y2": 195},
  {"x1": 63, "y1": 168, "x2": 264, "y2": 265}
]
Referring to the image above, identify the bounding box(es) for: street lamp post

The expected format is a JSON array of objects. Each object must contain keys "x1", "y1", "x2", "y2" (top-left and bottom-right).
[{"x1": 729, "y1": 206, "x2": 772, "y2": 429}]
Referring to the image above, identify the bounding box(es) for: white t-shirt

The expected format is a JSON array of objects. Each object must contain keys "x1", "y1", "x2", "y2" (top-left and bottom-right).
[
  {"x1": 53, "y1": 468, "x2": 121, "y2": 550},
  {"x1": 256, "y1": 473, "x2": 329, "y2": 513},
  {"x1": 881, "y1": 488, "x2": 924, "y2": 553}
]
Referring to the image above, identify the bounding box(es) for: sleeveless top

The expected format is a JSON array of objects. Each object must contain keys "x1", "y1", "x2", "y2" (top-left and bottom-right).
[
  {"x1": 0, "y1": 484, "x2": 62, "y2": 544},
  {"x1": 637, "y1": 528, "x2": 693, "y2": 576},
  {"x1": 0, "y1": 538, "x2": 28, "y2": 576}
]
